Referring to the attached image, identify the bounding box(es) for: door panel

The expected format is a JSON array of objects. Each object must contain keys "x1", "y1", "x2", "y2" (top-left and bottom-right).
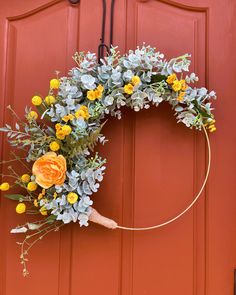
[
  {"x1": 119, "y1": 1, "x2": 207, "y2": 294},
  {"x1": 0, "y1": 1, "x2": 101, "y2": 294}
]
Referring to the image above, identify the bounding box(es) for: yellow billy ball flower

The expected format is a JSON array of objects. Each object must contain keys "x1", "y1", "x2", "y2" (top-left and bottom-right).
[
  {"x1": 45, "y1": 95, "x2": 56, "y2": 105},
  {"x1": 131, "y1": 76, "x2": 141, "y2": 86},
  {"x1": 124, "y1": 83, "x2": 134, "y2": 95},
  {"x1": 32, "y1": 95, "x2": 42, "y2": 106},
  {"x1": 172, "y1": 80, "x2": 182, "y2": 92},
  {"x1": 49, "y1": 141, "x2": 60, "y2": 151},
  {"x1": 61, "y1": 125, "x2": 72, "y2": 135},
  {"x1": 21, "y1": 174, "x2": 31, "y2": 183},
  {"x1": 27, "y1": 111, "x2": 38, "y2": 120},
  {"x1": 67, "y1": 192, "x2": 78, "y2": 204},
  {"x1": 50, "y1": 79, "x2": 60, "y2": 89},
  {"x1": 0, "y1": 182, "x2": 10, "y2": 191},
  {"x1": 87, "y1": 90, "x2": 96, "y2": 101},
  {"x1": 27, "y1": 181, "x2": 38, "y2": 192},
  {"x1": 16, "y1": 203, "x2": 26, "y2": 214},
  {"x1": 166, "y1": 74, "x2": 177, "y2": 85}
]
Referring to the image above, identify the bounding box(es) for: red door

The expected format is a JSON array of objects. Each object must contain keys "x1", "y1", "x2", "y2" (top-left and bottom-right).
[{"x1": 0, "y1": 1, "x2": 236, "y2": 294}]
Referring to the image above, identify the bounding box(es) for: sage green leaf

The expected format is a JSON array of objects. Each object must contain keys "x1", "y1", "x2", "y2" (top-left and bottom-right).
[
  {"x1": 46, "y1": 215, "x2": 57, "y2": 224},
  {"x1": 5, "y1": 194, "x2": 25, "y2": 201},
  {"x1": 27, "y1": 223, "x2": 42, "y2": 230}
]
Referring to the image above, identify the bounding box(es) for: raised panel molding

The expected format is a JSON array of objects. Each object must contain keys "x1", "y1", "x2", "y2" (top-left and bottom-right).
[
  {"x1": 0, "y1": 2, "x2": 79, "y2": 295},
  {"x1": 122, "y1": 0, "x2": 209, "y2": 294}
]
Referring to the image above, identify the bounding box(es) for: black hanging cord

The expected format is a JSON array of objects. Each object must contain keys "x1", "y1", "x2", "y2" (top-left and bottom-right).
[
  {"x1": 98, "y1": 0, "x2": 116, "y2": 63},
  {"x1": 101, "y1": 0, "x2": 106, "y2": 46},
  {"x1": 98, "y1": 0, "x2": 109, "y2": 63},
  {"x1": 110, "y1": 0, "x2": 115, "y2": 47},
  {"x1": 68, "y1": 0, "x2": 114, "y2": 62}
]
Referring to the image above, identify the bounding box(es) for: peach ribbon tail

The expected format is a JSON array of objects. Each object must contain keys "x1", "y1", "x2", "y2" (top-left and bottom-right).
[{"x1": 89, "y1": 208, "x2": 117, "y2": 229}]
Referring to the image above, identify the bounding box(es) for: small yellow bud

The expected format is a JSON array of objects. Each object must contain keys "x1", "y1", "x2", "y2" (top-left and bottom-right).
[
  {"x1": 34, "y1": 199, "x2": 39, "y2": 207},
  {"x1": 38, "y1": 193, "x2": 43, "y2": 200},
  {"x1": 32, "y1": 95, "x2": 42, "y2": 106},
  {"x1": 27, "y1": 182, "x2": 37, "y2": 192},
  {"x1": 209, "y1": 119, "x2": 216, "y2": 124},
  {"x1": 50, "y1": 79, "x2": 60, "y2": 89},
  {"x1": 131, "y1": 76, "x2": 141, "y2": 86},
  {"x1": 124, "y1": 84, "x2": 134, "y2": 95},
  {"x1": 0, "y1": 182, "x2": 10, "y2": 191},
  {"x1": 27, "y1": 111, "x2": 38, "y2": 120},
  {"x1": 21, "y1": 174, "x2": 31, "y2": 183},
  {"x1": 16, "y1": 203, "x2": 26, "y2": 214},
  {"x1": 209, "y1": 127, "x2": 216, "y2": 132},
  {"x1": 45, "y1": 95, "x2": 56, "y2": 105},
  {"x1": 49, "y1": 141, "x2": 60, "y2": 151},
  {"x1": 40, "y1": 207, "x2": 48, "y2": 216},
  {"x1": 67, "y1": 192, "x2": 78, "y2": 204}
]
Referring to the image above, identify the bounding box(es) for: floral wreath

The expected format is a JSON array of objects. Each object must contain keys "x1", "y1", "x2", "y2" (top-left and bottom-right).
[{"x1": 0, "y1": 45, "x2": 216, "y2": 276}]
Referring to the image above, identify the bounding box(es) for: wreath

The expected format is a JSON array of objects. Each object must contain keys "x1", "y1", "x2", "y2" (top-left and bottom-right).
[{"x1": 0, "y1": 45, "x2": 216, "y2": 276}]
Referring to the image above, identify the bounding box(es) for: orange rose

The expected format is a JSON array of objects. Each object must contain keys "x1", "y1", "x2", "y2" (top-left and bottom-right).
[{"x1": 32, "y1": 152, "x2": 66, "y2": 189}]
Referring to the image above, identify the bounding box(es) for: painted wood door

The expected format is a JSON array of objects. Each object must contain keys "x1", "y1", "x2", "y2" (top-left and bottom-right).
[{"x1": 0, "y1": 1, "x2": 236, "y2": 295}]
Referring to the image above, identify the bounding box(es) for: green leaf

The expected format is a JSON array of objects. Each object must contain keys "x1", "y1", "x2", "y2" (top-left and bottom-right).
[
  {"x1": 151, "y1": 74, "x2": 167, "y2": 83},
  {"x1": 5, "y1": 194, "x2": 25, "y2": 201},
  {"x1": 46, "y1": 215, "x2": 57, "y2": 224},
  {"x1": 36, "y1": 105, "x2": 46, "y2": 115}
]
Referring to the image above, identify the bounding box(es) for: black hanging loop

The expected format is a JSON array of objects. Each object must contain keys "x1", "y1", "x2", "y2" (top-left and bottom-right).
[
  {"x1": 98, "y1": 43, "x2": 110, "y2": 63},
  {"x1": 98, "y1": 0, "x2": 116, "y2": 63},
  {"x1": 68, "y1": 0, "x2": 115, "y2": 62},
  {"x1": 98, "y1": 0, "x2": 108, "y2": 63}
]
